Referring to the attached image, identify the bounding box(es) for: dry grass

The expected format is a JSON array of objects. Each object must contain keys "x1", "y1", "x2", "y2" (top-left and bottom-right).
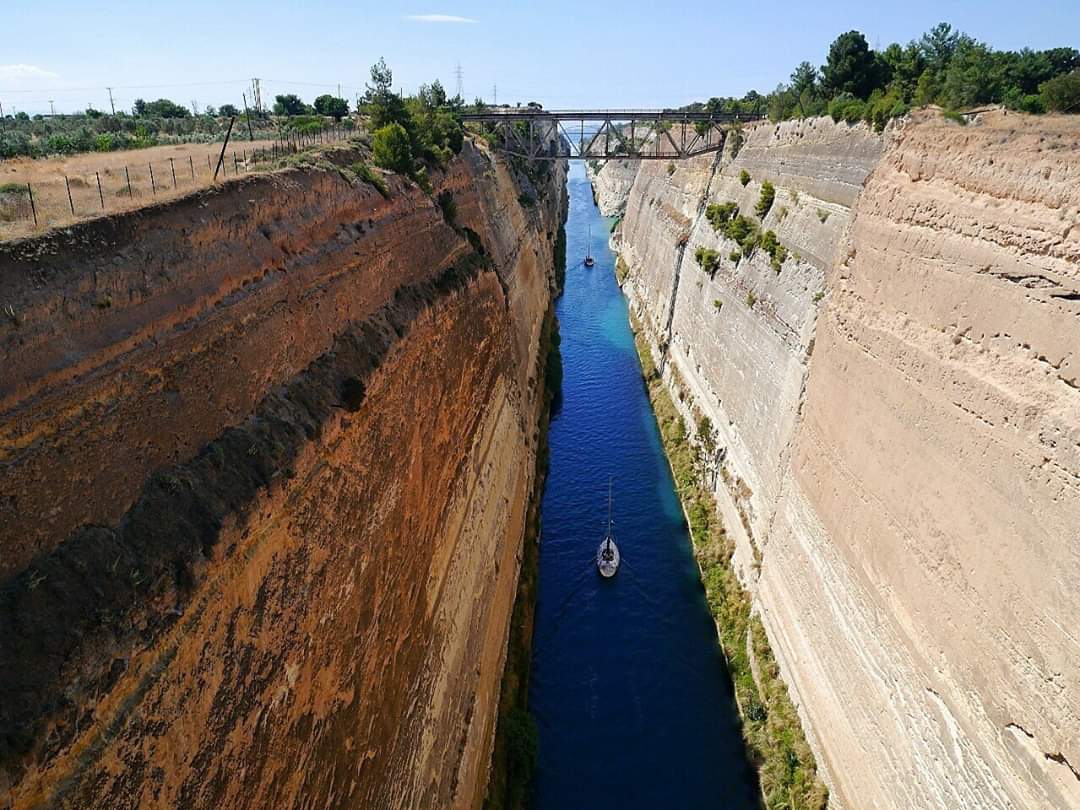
[{"x1": 0, "y1": 139, "x2": 281, "y2": 240}]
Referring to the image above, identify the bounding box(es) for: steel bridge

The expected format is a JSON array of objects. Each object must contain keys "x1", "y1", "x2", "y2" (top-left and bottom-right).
[{"x1": 461, "y1": 108, "x2": 764, "y2": 161}]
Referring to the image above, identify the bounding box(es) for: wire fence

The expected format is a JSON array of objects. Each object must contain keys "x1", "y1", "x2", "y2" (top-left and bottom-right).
[{"x1": 0, "y1": 123, "x2": 354, "y2": 240}]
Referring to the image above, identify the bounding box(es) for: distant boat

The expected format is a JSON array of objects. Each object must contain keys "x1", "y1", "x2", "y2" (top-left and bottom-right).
[
  {"x1": 597, "y1": 478, "x2": 620, "y2": 578},
  {"x1": 584, "y1": 224, "x2": 595, "y2": 267}
]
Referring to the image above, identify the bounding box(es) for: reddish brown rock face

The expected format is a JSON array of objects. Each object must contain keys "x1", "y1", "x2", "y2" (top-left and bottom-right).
[{"x1": 0, "y1": 143, "x2": 566, "y2": 809}]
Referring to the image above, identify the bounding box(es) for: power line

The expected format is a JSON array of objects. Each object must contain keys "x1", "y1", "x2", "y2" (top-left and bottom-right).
[{"x1": 0, "y1": 79, "x2": 252, "y2": 94}]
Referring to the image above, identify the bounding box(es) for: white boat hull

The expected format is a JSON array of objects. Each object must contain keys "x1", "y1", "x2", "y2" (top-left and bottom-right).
[{"x1": 597, "y1": 538, "x2": 619, "y2": 578}]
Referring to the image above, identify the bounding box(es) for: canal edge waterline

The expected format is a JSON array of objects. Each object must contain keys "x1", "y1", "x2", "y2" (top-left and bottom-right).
[{"x1": 618, "y1": 265, "x2": 830, "y2": 810}]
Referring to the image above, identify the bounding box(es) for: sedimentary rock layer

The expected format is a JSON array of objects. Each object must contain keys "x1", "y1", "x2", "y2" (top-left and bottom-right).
[
  {"x1": 0, "y1": 142, "x2": 566, "y2": 809},
  {"x1": 603, "y1": 111, "x2": 1079, "y2": 809}
]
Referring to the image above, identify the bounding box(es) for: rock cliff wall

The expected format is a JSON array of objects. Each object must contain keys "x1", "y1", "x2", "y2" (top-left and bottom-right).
[
  {"x1": 601, "y1": 111, "x2": 1080, "y2": 809},
  {"x1": 0, "y1": 141, "x2": 566, "y2": 809},
  {"x1": 586, "y1": 158, "x2": 639, "y2": 217}
]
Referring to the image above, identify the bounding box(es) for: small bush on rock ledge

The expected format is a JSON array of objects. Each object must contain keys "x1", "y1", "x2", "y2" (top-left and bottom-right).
[
  {"x1": 694, "y1": 247, "x2": 721, "y2": 276},
  {"x1": 755, "y1": 181, "x2": 776, "y2": 219}
]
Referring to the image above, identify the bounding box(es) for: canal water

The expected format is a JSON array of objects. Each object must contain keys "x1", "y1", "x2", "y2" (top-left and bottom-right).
[{"x1": 528, "y1": 162, "x2": 758, "y2": 808}]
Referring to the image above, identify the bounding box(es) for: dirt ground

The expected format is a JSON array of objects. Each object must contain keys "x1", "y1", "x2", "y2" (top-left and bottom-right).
[{"x1": 0, "y1": 137, "x2": 300, "y2": 240}]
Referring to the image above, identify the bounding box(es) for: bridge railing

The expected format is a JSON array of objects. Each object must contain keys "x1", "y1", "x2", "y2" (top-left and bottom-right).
[
  {"x1": 464, "y1": 108, "x2": 764, "y2": 161},
  {"x1": 461, "y1": 108, "x2": 765, "y2": 122}
]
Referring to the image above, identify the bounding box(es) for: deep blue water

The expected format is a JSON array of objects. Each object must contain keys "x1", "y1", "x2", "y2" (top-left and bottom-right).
[{"x1": 527, "y1": 163, "x2": 758, "y2": 809}]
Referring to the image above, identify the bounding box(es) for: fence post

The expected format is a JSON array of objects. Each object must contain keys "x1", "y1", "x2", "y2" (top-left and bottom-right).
[
  {"x1": 233, "y1": 152, "x2": 238, "y2": 174},
  {"x1": 125, "y1": 166, "x2": 133, "y2": 196},
  {"x1": 170, "y1": 157, "x2": 177, "y2": 189},
  {"x1": 27, "y1": 183, "x2": 37, "y2": 227},
  {"x1": 149, "y1": 163, "x2": 157, "y2": 194},
  {"x1": 96, "y1": 172, "x2": 105, "y2": 210},
  {"x1": 208, "y1": 155, "x2": 213, "y2": 173},
  {"x1": 214, "y1": 116, "x2": 236, "y2": 181},
  {"x1": 64, "y1": 176, "x2": 75, "y2": 215},
  {"x1": 189, "y1": 155, "x2": 195, "y2": 179}
]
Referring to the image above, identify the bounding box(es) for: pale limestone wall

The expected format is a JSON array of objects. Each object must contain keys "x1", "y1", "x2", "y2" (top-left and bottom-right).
[
  {"x1": 586, "y1": 159, "x2": 640, "y2": 217},
  {"x1": 606, "y1": 111, "x2": 1080, "y2": 809}
]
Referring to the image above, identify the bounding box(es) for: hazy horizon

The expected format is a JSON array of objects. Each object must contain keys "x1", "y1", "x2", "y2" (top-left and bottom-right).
[{"x1": 4, "y1": 0, "x2": 1078, "y2": 115}]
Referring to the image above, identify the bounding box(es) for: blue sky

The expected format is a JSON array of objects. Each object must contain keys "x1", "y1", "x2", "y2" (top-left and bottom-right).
[{"x1": 3, "y1": 0, "x2": 1078, "y2": 115}]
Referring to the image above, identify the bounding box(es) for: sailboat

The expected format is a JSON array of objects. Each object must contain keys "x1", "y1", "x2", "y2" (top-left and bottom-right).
[
  {"x1": 584, "y1": 224, "x2": 595, "y2": 267},
  {"x1": 596, "y1": 478, "x2": 620, "y2": 578}
]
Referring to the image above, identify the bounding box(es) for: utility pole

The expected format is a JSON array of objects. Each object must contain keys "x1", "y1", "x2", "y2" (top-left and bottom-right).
[
  {"x1": 337, "y1": 83, "x2": 342, "y2": 99},
  {"x1": 454, "y1": 62, "x2": 464, "y2": 99},
  {"x1": 106, "y1": 87, "x2": 116, "y2": 115},
  {"x1": 251, "y1": 78, "x2": 262, "y2": 114},
  {"x1": 242, "y1": 92, "x2": 255, "y2": 141},
  {"x1": 191, "y1": 100, "x2": 199, "y2": 116},
  {"x1": 49, "y1": 100, "x2": 56, "y2": 117},
  {"x1": 492, "y1": 83, "x2": 497, "y2": 106}
]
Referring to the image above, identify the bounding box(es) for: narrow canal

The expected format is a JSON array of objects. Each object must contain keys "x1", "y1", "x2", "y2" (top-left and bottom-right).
[{"x1": 528, "y1": 162, "x2": 758, "y2": 808}]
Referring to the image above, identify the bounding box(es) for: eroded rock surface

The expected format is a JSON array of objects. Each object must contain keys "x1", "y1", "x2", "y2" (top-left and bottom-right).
[
  {"x1": 0, "y1": 143, "x2": 566, "y2": 809},
  {"x1": 602, "y1": 111, "x2": 1080, "y2": 809}
]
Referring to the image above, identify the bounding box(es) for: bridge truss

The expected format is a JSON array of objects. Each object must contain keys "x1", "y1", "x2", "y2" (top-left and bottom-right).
[{"x1": 461, "y1": 109, "x2": 764, "y2": 161}]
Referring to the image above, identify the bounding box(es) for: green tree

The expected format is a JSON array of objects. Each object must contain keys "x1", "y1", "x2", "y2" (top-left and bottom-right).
[
  {"x1": 918, "y1": 23, "x2": 965, "y2": 75},
  {"x1": 789, "y1": 61, "x2": 821, "y2": 116},
  {"x1": 940, "y1": 40, "x2": 1001, "y2": 107},
  {"x1": 273, "y1": 94, "x2": 307, "y2": 116},
  {"x1": 913, "y1": 70, "x2": 940, "y2": 106},
  {"x1": 313, "y1": 94, "x2": 349, "y2": 120},
  {"x1": 364, "y1": 58, "x2": 411, "y2": 132},
  {"x1": 881, "y1": 42, "x2": 926, "y2": 100},
  {"x1": 132, "y1": 98, "x2": 190, "y2": 118},
  {"x1": 1040, "y1": 71, "x2": 1080, "y2": 112},
  {"x1": 821, "y1": 31, "x2": 882, "y2": 99},
  {"x1": 767, "y1": 83, "x2": 800, "y2": 121},
  {"x1": 218, "y1": 104, "x2": 240, "y2": 117},
  {"x1": 372, "y1": 122, "x2": 414, "y2": 174},
  {"x1": 408, "y1": 79, "x2": 464, "y2": 163}
]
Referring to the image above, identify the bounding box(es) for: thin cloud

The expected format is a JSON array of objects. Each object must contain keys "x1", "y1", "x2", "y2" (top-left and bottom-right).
[
  {"x1": 405, "y1": 14, "x2": 477, "y2": 23},
  {"x1": 0, "y1": 64, "x2": 59, "y2": 81}
]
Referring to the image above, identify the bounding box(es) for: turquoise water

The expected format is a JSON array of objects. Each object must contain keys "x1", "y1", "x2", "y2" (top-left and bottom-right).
[{"x1": 528, "y1": 163, "x2": 757, "y2": 808}]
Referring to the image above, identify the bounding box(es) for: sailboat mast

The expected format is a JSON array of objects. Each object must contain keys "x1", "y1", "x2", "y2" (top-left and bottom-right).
[{"x1": 607, "y1": 478, "x2": 613, "y2": 534}]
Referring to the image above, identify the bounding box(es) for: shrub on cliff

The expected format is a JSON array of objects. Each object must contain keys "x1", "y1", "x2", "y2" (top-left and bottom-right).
[
  {"x1": 371, "y1": 123, "x2": 414, "y2": 176},
  {"x1": 694, "y1": 247, "x2": 721, "y2": 276},
  {"x1": 706, "y1": 201, "x2": 738, "y2": 231},
  {"x1": 350, "y1": 161, "x2": 390, "y2": 198},
  {"x1": 739, "y1": 169, "x2": 751, "y2": 186},
  {"x1": 436, "y1": 189, "x2": 456, "y2": 225},
  {"x1": 755, "y1": 181, "x2": 776, "y2": 219},
  {"x1": 723, "y1": 215, "x2": 759, "y2": 256},
  {"x1": 760, "y1": 230, "x2": 788, "y2": 272},
  {"x1": 505, "y1": 709, "x2": 539, "y2": 797}
]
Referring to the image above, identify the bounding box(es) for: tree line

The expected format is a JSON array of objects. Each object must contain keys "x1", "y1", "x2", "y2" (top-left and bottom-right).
[
  {"x1": 693, "y1": 23, "x2": 1080, "y2": 130},
  {"x1": 0, "y1": 92, "x2": 355, "y2": 159}
]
